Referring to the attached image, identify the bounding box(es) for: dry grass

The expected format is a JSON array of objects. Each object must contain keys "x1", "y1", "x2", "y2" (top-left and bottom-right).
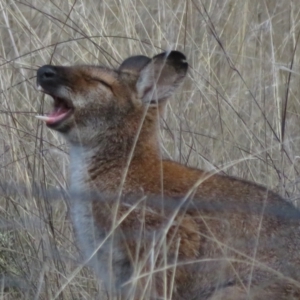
[{"x1": 0, "y1": 0, "x2": 300, "y2": 299}]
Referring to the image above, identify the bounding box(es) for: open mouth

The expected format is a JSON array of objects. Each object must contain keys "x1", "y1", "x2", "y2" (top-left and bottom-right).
[{"x1": 36, "y1": 89, "x2": 74, "y2": 127}]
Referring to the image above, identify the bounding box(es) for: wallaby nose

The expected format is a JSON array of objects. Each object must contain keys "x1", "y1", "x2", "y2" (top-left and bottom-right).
[{"x1": 37, "y1": 65, "x2": 58, "y2": 87}]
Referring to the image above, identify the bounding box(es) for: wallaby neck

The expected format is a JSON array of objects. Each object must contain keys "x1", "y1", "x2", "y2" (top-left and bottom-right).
[{"x1": 68, "y1": 137, "x2": 161, "y2": 193}]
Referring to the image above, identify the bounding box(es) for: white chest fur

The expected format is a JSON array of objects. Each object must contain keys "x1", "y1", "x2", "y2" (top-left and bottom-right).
[{"x1": 68, "y1": 146, "x2": 131, "y2": 294}]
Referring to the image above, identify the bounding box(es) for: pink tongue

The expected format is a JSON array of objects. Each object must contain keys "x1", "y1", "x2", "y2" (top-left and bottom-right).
[{"x1": 46, "y1": 107, "x2": 70, "y2": 124}]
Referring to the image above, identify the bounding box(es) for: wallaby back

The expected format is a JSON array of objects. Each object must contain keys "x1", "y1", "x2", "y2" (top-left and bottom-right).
[{"x1": 37, "y1": 51, "x2": 300, "y2": 300}]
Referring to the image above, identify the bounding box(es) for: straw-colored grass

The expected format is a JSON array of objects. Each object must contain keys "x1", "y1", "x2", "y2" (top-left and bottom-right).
[{"x1": 0, "y1": 0, "x2": 300, "y2": 298}]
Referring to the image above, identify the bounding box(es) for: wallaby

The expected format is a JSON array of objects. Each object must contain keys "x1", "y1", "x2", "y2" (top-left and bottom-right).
[{"x1": 36, "y1": 51, "x2": 300, "y2": 300}]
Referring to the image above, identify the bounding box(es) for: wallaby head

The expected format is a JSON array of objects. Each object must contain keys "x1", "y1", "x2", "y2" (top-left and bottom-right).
[{"x1": 36, "y1": 51, "x2": 188, "y2": 151}]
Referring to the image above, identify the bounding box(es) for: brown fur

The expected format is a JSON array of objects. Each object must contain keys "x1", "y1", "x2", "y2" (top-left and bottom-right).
[{"x1": 37, "y1": 51, "x2": 300, "y2": 299}]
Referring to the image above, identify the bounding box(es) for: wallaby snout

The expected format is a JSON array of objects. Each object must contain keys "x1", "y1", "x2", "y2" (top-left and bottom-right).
[
  {"x1": 37, "y1": 65, "x2": 57, "y2": 83},
  {"x1": 37, "y1": 65, "x2": 69, "y2": 93}
]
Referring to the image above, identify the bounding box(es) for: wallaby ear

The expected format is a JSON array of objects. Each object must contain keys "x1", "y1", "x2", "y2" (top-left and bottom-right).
[
  {"x1": 136, "y1": 51, "x2": 188, "y2": 104},
  {"x1": 119, "y1": 55, "x2": 151, "y2": 74}
]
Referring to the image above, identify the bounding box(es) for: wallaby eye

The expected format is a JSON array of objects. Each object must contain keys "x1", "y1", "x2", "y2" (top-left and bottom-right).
[{"x1": 87, "y1": 76, "x2": 113, "y2": 91}]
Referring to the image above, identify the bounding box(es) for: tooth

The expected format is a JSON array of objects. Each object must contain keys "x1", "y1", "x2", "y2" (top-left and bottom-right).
[{"x1": 35, "y1": 115, "x2": 50, "y2": 122}]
